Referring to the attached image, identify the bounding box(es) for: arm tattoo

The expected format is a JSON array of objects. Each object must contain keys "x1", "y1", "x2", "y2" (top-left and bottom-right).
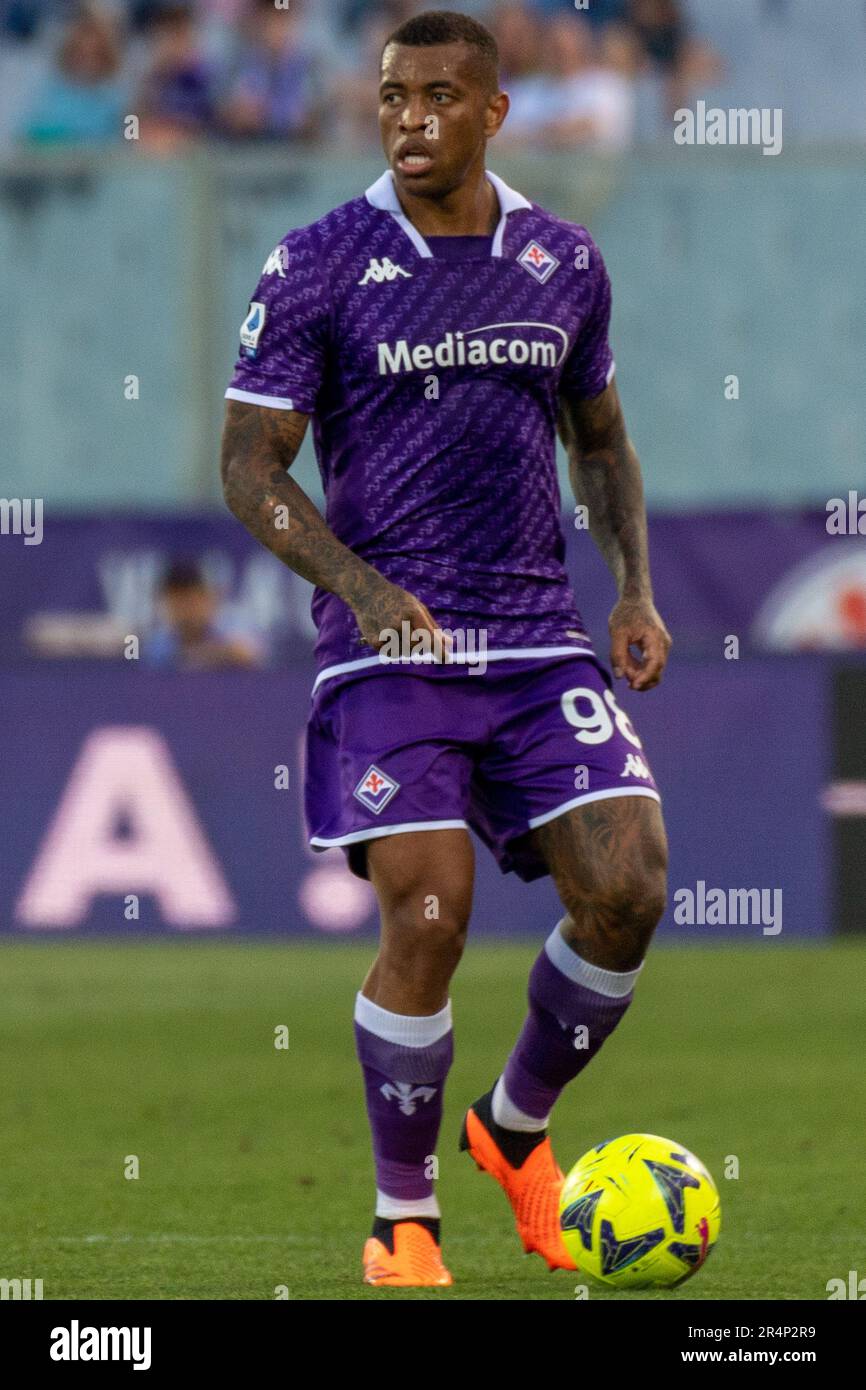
[
  {"x1": 558, "y1": 381, "x2": 651, "y2": 599},
  {"x1": 220, "y1": 400, "x2": 380, "y2": 608}
]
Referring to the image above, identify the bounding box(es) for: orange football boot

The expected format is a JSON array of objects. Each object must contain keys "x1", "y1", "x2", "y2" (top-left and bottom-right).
[
  {"x1": 460, "y1": 1091, "x2": 577, "y2": 1272},
  {"x1": 362, "y1": 1221, "x2": 453, "y2": 1287}
]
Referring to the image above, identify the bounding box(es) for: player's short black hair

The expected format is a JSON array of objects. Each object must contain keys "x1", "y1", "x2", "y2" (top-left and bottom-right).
[{"x1": 382, "y1": 9, "x2": 499, "y2": 91}]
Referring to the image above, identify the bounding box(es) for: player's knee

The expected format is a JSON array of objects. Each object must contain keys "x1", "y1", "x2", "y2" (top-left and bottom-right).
[
  {"x1": 619, "y1": 823, "x2": 668, "y2": 931},
  {"x1": 611, "y1": 852, "x2": 667, "y2": 936},
  {"x1": 382, "y1": 894, "x2": 469, "y2": 970},
  {"x1": 562, "y1": 858, "x2": 667, "y2": 964},
  {"x1": 626, "y1": 864, "x2": 667, "y2": 938}
]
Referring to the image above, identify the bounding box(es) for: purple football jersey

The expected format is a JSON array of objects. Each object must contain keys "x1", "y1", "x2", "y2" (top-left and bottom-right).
[{"x1": 226, "y1": 170, "x2": 616, "y2": 677}]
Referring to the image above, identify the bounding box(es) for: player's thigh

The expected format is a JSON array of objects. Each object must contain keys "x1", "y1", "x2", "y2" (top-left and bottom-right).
[
  {"x1": 531, "y1": 795, "x2": 668, "y2": 962},
  {"x1": 367, "y1": 827, "x2": 475, "y2": 942}
]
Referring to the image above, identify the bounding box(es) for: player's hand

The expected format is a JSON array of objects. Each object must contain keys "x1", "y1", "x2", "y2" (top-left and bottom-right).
[
  {"x1": 608, "y1": 595, "x2": 671, "y2": 691},
  {"x1": 350, "y1": 577, "x2": 453, "y2": 663}
]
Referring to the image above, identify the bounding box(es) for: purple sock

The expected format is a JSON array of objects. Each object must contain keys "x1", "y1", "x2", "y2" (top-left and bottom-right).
[
  {"x1": 354, "y1": 993, "x2": 453, "y2": 1212},
  {"x1": 500, "y1": 924, "x2": 642, "y2": 1126}
]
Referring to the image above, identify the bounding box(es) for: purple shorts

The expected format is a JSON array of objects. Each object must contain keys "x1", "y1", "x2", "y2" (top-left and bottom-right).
[{"x1": 304, "y1": 653, "x2": 660, "y2": 882}]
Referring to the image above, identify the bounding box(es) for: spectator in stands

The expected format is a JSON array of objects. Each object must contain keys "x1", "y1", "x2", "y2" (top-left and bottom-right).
[
  {"x1": 145, "y1": 560, "x2": 267, "y2": 670},
  {"x1": 329, "y1": 2, "x2": 404, "y2": 149},
  {"x1": 338, "y1": 0, "x2": 417, "y2": 38},
  {"x1": 492, "y1": 1, "x2": 554, "y2": 144},
  {"x1": 628, "y1": 0, "x2": 723, "y2": 118},
  {"x1": 19, "y1": 5, "x2": 126, "y2": 144},
  {"x1": 136, "y1": 2, "x2": 215, "y2": 151},
  {"x1": 220, "y1": 0, "x2": 321, "y2": 142},
  {"x1": 530, "y1": 15, "x2": 637, "y2": 152},
  {"x1": 629, "y1": 0, "x2": 685, "y2": 74},
  {"x1": 522, "y1": 0, "x2": 629, "y2": 20},
  {"x1": 1, "y1": 0, "x2": 43, "y2": 42}
]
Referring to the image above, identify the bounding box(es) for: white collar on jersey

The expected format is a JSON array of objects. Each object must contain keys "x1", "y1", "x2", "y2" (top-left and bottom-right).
[{"x1": 364, "y1": 168, "x2": 531, "y2": 260}]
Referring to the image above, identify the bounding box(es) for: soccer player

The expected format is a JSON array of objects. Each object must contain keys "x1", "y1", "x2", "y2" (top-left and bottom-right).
[{"x1": 221, "y1": 10, "x2": 671, "y2": 1288}]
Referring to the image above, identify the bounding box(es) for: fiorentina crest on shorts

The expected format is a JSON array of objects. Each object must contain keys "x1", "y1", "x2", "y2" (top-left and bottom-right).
[
  {"x1": 517, "y1": 239, "x2": 560, "y2": 284},
  {"x1": 354, "y1": 764, "x2": 400, "y2": 814}
]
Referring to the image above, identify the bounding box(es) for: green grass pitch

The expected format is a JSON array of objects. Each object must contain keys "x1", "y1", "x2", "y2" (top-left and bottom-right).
[{"x1": 1, "y1": 939, "x2": 863, "y2": 1301}]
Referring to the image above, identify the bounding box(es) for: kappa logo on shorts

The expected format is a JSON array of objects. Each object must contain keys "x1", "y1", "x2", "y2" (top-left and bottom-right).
[
  {"x1": 621, "y1": 753, "x2": 652, "y2": 780},
  {"x1": 517, "y1": 239, "x2": 560, "y2": 284},
  {"x1": 354, "y1": 764, "x2": 400, "y2": 814}
]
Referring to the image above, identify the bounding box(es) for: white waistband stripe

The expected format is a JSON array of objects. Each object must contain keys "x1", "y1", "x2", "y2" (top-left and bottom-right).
[{"x1": 311, "y1": 645, "x2": 596, "y2": 693}]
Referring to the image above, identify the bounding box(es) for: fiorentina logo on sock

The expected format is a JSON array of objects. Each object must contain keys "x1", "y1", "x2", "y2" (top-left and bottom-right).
[
  {"x1": 380, "y1": 1082, "x2": 437, "y2": 1115},
  {"x1": 354, "y1": 764, "x2": 400, "y2": 814}
]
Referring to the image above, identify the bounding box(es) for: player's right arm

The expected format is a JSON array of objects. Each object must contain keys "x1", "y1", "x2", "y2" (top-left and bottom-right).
[
  {"x1": 220, "y1": 400, "x2": 443, "y2": 652},
  {"x1": 221, "y1": 231, "x2": 444, "y2": 653}
]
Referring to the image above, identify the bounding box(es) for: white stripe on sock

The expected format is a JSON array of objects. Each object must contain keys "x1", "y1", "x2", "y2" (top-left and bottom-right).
[
  {"x1": 354, "y1": 993, "x2": 452, "y2": 1047},
  {"x1": 375, "y1": 1189, "x2": 441, "y2": 1219},
  {"x1": 545, "y1": 921, "x2": 643, "y2": 998},
  {"x1": 491, "y1": 1075, "x2": 549, "y2": 1133}
]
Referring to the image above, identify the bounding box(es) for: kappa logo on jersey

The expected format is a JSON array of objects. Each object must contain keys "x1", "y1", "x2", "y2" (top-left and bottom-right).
[
  {"x1": 262, "y1": 245, "x2": 288, "y2": 278},
  {"x1": 239, "y1": 301, "x2": 266, "y2": 355},
  {"x1": 517, "y1": 239, "x2": 560, "y2": 284},
  {"x1": 358, "y1": 257, "x2": 413, "y2": 286},
  {"x1": 380, "y1": 1082, "x2": 437, "y2": 1115},
  {"x1": 621, "y1": 753, "x2": 652, "y2": 780},
  {"x1": 354, "y1": 764, "x2": 400, "y2": 813}
]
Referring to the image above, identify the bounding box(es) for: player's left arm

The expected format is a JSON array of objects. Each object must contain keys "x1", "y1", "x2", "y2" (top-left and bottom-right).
[{"x1": 558, "y1": 379, "x2": 671, "y2": 690}]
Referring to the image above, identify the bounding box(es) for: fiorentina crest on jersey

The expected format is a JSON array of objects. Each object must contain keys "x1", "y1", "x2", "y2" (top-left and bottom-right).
[
  {"x1": 354, "y1": 764, "x2": 400, "y2": 813},
  {"x1": 517, "y1": 239, "x2": 560, "y2": 284}
]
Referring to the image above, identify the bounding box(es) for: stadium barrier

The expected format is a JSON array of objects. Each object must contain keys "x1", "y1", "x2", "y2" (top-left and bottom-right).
[
  {"x1": 2, "y1": 509, "x2": 865, "y2": 665},
  {"x1": 0, "y1": 148, "x2": 864, "y2": 510},
  {"x1": 0, "y1": 656, "x2": 833, "y2": 938}
]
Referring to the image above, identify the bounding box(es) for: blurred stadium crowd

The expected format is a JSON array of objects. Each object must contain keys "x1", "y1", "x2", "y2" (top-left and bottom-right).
[{"x1": 0, "y1": 0, "x2": 724, "y2": 153}]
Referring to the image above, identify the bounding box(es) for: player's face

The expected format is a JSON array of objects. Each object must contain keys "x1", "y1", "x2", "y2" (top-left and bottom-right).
[{"x1": 379, "y1": 42, "x2": 507, "y2": 199}]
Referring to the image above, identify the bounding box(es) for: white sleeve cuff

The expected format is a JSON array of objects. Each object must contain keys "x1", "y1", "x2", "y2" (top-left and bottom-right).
[{"x1": 225, "y1": 387, "x2": 295, "y2": 410}]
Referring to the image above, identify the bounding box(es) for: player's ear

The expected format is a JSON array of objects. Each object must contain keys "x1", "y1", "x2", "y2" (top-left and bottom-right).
[{"x1": 484, "y1": 90, "x2": 509, "y2": 139}]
